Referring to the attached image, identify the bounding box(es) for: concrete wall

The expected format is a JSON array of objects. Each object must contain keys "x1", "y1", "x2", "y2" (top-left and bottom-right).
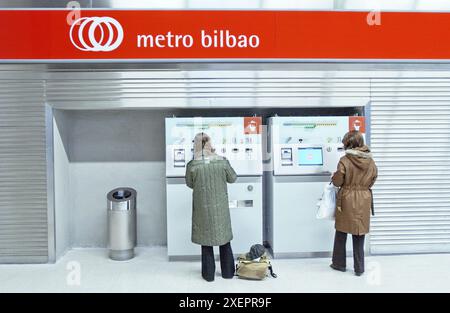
[
  {"x1": 53, "y1": 111, "x2": 72, "y2": 258},
  {"x1": 55, "y1": 110, "x2": 168, "y2": 248},
  {"x1": 70, "y1": 162, "x2": 166, "y2": 247}
]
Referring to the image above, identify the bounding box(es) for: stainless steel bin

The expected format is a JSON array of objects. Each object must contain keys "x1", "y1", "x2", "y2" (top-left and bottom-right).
[{"x1": 107, "y1": 187, "x2": 137, "y2": 261}]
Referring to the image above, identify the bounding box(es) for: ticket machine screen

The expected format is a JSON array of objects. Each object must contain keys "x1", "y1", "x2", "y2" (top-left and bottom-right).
[
  {"x1": 298, "y1": 148, "x2": 323, "y2": 166},
  {"x1": 173, "y1": 149, "x2": 186, "y2": 167}
]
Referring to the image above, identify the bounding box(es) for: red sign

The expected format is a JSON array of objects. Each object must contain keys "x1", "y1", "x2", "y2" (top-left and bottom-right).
[
  {"x1": 1, "y1": 10, "x2": 450, "y2": 60},
  {"x1": 244, "y1": 117, "x2": 262, "y2": 135},
  {"x1": 349, "y1": 117, "x2": 366, "y2": 134}
]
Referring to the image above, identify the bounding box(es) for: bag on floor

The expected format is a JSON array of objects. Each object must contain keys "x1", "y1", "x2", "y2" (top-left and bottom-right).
[
  {"x1": 235, "y1": 253, "x2": 277, "y2": 280},
  {"x1": 316, "y1": 182, "x2": 338, "y2": 220}
]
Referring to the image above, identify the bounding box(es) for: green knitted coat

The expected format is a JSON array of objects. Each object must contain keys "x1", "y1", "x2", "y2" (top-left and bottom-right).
[{"x1": 185, "y1": 158, "x2": 237, "y2": 246}]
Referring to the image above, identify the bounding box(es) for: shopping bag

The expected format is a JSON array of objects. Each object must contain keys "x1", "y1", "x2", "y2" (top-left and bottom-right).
[
  {"x1": 316, "y1": 182, "x2": 337, "y2": 220},
  {"x1": 236, "y1": 253, "x2": 277, "y2": 280}
]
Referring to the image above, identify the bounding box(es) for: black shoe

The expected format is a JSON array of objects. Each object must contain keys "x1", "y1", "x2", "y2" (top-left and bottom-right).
[
  {"x1": 355, "y1": 271, "x2": 364, "y2": 277},
  {"x1": 222, "y1": 274, "x2": 234, "y2": 279},
  {"x1": 221, "y1": 266, "x2": 235, "y2": 279},
  {"x1": 202, "y1": 275, "x2": 215, "y2": 282},
  {"x1": 330, "y1": 264, "x2": 346, "y2": 272}
]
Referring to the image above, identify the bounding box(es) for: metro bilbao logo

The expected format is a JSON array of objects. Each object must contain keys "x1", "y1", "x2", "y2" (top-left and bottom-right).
[
  {"x1": 137, "y1": 30, "x2": 260, "y2": 49},
  {"x1": 70, "y1": 17, "x2": 124, "y2": 52},
  {"x1": 69, "y1": 16, "x2": 259, "y2": 52}
]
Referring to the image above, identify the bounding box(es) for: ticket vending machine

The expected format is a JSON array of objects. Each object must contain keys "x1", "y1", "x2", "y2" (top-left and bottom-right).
[
  {"x1": 267, "y1": 116, "x2": 366, "y2": 258},
  {"x1": 165, "y1": 117, "x2": 263, "y2": 260}
]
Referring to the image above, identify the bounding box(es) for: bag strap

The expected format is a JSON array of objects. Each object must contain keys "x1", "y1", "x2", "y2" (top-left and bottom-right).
[
  {"x1": 263, "y1": 255, "x2": 278, "y2": 278},
  {"x1": 268, "y1": 264, "x2": 277, "y2": 278},
  {"x1": 370, "y1": 188, "x2": 375, "y2": 216}
]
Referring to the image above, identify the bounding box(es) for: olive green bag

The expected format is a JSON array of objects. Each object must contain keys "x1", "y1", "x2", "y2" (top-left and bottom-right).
[{"x1": 235, "y1": 253, "x2": 277, "y2": 280}]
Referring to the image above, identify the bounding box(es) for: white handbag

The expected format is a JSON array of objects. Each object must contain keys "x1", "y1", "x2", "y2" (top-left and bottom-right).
[{"x1": 316, "y1": 182, "x2": 338, "y2": 220}]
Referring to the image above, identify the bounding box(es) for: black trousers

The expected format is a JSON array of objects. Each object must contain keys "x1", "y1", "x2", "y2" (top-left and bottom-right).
[
  {"x1": 332, "y1": 230, "x2": 365, "y2": 274},
  {"x1": 201, "y1": 242, "x2": 235, "y2": 282}
]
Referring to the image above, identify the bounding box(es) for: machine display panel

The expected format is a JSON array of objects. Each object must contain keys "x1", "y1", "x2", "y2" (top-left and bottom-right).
[
  {"x1": 298, "y1": 147, "x2": 323, "y2": 166},
  {"x1": 165, "y1": 116, "x2": 263, "y2": 177}
]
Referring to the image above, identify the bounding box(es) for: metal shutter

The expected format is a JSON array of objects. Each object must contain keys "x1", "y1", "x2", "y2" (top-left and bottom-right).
[
  {"x1": 45, "y1": 71, "x2": 370, "y2": 109},
  {"x1": 370, "y1": 78, "x2": 450, "y2": 254},
  {"x1": 0, "y1": 79, "x2": 49, "y2": 263}
]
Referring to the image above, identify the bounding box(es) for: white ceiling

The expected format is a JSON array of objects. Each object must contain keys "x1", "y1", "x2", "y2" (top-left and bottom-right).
[
  {"x1": 102, "y1": 0, "x2": 450, "y2": 11},
  {"x1": 2, "y1": 0, "x2": 450, "y2": 11}
]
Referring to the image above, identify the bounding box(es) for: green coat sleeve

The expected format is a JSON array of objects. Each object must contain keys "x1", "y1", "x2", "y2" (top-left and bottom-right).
[
  {"x1": 225, "y1": 161, "x2": 237, "y2": 184},
  {"x1": 185, "y1": 162, "x2": 194, "y2": 189}
]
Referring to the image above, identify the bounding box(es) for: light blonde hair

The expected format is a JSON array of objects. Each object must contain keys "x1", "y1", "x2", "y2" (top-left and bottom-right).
[{"x1": 193, "y1": 132, "x2": 216, "y2": 160}]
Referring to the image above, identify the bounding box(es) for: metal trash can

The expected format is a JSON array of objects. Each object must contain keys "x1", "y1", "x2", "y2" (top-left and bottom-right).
[{"x1": 107, "y1": 187, "x2": 137, "y2": 261}]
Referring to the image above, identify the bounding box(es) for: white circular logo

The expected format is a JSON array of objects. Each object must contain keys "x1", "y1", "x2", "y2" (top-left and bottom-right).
[{"x1": 70, "y1": 16, "x2": 124, "y2": 52}]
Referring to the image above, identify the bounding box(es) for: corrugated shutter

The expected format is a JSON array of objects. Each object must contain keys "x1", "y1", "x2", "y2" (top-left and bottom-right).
[
  {"x1": 45, "y1": 71, "x2": 370, "y2": 109},
  {"x1": 370, "y1": 78, "x2": 450, "y2": 254},
  {"x1": 0, "y1": 79, "x2": 48, "y2": 263}
]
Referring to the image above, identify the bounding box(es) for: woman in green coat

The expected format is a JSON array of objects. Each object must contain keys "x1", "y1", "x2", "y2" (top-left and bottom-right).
[{"x1": 185, "y1": 132, "x2": 237, "y2": 282}]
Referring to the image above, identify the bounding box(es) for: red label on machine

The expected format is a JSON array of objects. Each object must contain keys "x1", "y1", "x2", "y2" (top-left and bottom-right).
[
  {"x1": 244, "y1": 117, "x2": 262, "y2": 134},
  {"x1": 349, "y1": 117, "x2": 365, "y2": 134}
]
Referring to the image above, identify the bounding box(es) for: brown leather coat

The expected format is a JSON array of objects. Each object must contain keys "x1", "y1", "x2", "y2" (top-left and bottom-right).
[{"x1": 332, "y1": 146, "x2": 378, "y2": 235}]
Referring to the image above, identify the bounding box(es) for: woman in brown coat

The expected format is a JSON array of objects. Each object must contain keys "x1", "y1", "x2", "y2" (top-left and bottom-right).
[{"x1": 330, "y1": 131, "x2": 377, "y2": 276}]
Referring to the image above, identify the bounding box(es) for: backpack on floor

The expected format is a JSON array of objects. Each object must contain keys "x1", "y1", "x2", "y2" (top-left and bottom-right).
[{"x1": 235, "y1": 253, "x2": 277, "y2": 280}]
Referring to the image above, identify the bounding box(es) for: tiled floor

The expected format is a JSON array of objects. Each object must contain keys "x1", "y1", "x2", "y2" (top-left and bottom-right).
[{"x1": 0, "y1": 247, "x2": 449, "y2": 293}]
